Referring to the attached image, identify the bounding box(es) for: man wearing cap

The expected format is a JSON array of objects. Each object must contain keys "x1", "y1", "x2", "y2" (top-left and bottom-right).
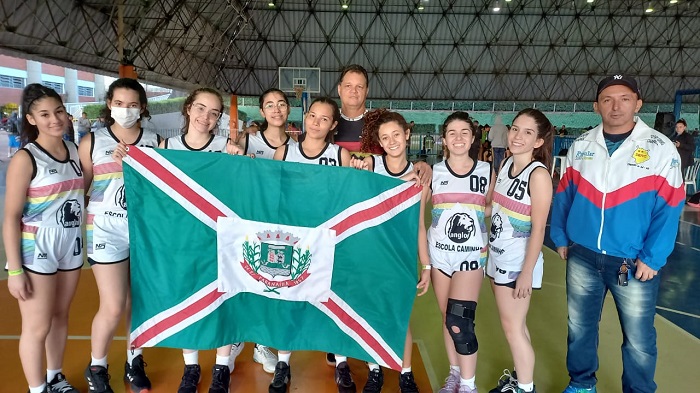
[{"x1": 550, "y1": 75, "x2": 685, "y2": 393}]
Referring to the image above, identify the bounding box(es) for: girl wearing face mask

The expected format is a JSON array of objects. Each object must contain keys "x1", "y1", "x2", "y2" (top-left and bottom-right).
[{"x1": 78, "y1": 78, "x2": 161, "y2": 393}]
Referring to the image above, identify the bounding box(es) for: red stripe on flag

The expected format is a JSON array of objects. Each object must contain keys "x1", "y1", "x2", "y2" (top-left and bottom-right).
[
  {"x1": 127, "y1": 147, "x2": 226, "y2": 224},
  {"x1": 331, "y1": 186, "x2": 421, "y2": 238},
  {"x1": 320, "y1": 298, "x2": 401, "y2": 370},
  {"x1": 131, "y1": 288, "x2": 225, "y2": 348}
]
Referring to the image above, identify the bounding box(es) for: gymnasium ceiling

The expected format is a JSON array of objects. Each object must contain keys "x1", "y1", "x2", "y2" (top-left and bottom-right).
[{"x1": 0, "y1": 0, "x2": 699, "y2": 102}]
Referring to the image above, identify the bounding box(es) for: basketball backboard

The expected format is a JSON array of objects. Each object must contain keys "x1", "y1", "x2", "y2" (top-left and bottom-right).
[{"x1": 278, "y1": 67, "x2": 321, "y2": 94}]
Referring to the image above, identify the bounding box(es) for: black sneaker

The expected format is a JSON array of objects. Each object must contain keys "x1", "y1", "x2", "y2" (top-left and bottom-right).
[
  {"x1": 124, "y1": 355, "x2": 152, "y2": 393},
  {"x1": 177, "y1": 364, "x2": 201, "y2": 393},
  {"x1": 489, "y1": 369, "x2": 517, "y2": 393},
  {"x1": 334, "y1": 362, "x2": 356, "y2": 393},
  {"x1": 362, "y1": 368, "x2": 383, "y2": 393},
  {"x1": 269, "y1": 362, "x2": 291, "y2": 393},
  {"x1": 208, "y1": 365, "x2": 230, "y2": 393},
  {"x1": 399, "y1": 371, "x2": 419, "y2": 393},
  {"x1": 326, "y1": 353, "x2": 336, "y2": 366},
  {"x1": 85, "y1": 363, "x2": 114, "y2": 393},
  {"x1": 47, "y1": 372, "x2": 79, "y2": 393}
]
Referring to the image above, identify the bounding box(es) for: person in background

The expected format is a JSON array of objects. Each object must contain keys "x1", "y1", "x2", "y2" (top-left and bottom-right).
[
  {"x1": 63, "y1": 114, "x2": 74, "y2": 142},
  {"x1": 488, "y1": 115, "x2": 508, "y2": 171},
  {"x1": 91, "y1": 112, "x2": 106, "y2": 130},
  {"x1": 77, "y1": 112, "x2": 91, "y2": 142},
  {"x1": 672, "y1": 118, "x2": 695, "y2": 176}
]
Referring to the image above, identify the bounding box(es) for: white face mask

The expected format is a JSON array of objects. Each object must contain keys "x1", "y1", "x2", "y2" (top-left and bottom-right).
[{"x1": 111, "y1": 107, "x2": 141, "y2": 129}]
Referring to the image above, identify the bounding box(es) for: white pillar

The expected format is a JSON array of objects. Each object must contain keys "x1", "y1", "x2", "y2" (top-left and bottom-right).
[
  {"x1": 65, "y1": 68, "x2": 78, "y2": 103},
  {"x1": 94, "y1": 74, "x2": 106, "y2": 101},
  {"x1": 26, "y1": 60, "x2": 42, "y2": 85}
]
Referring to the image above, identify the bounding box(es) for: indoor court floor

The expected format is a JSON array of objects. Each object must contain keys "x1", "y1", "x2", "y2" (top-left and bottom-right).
[{"x1": 0, "y1": 148, "x2": 698, "y2": 392}]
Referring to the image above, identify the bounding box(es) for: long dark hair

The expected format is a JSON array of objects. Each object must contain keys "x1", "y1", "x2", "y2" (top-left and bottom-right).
[
  {"x1": 258, "y1": 88, "x2": 289, "y2": 132},
  {"x1": 513, "y1": 108, "x2": 554, "y2": 171},
  {"x1": 360, "y1": 109, "x2": 409, "y2": 153},
  {"x1": 307, "y1": 97, "x2": 340, "y2": 142},
  {"x1": 20, "y1": 83, "x2": 64, "y2": 145},
  {"x1": 181, "y1": 87, "x2": 224, "y2": 134},
  {"x1": 104, "y1": 78, "x2": 151, "y2": 126}
]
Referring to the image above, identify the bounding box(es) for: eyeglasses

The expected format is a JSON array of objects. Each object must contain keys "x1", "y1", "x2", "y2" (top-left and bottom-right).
[
  {"x1": 191, "y1": 103, "x2": 222, "y2": 120},
  {"x1": 263, "y1": 102, "x2": 289, "y2": 111}
]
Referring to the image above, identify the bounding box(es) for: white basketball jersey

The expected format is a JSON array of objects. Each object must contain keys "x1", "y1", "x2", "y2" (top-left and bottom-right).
[
  {"x1": 371, "y1": 155, "x2": 413, "y2": 179},
  {"x1": 489, "y1": 157, "x2": 547, "y2": 270},
  {"x1": 283, "y1": 141, "x2": 343, "y2": 166},
  {"x1": 87, "y1": 127, "x2": 159, "y2": 217},
  {"x1": 428, "y1": 160, "x2": 491, "y2": 264},
  {"x1": 22, "y1": 141, "x2": 84, "y2": 229},
  {"x1": 164, "y1": 134, "x2": 228, "y2": 152},
  {"x1": 244, "y1": 131, "x2": 295, "y2": 160}
]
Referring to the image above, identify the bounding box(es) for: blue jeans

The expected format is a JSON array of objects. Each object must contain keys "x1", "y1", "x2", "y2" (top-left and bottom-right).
[
  {"x1": 493, "y1": 147, "x2": 506, "y2": 171},
  {"x1": 566, "y1": 244, "x2": 659, "y2": 393}
]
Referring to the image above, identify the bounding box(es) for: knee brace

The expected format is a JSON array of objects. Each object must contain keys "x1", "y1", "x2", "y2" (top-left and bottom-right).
[{"x1": 445, "y1": 299, "x2": 478, "y2": 355}]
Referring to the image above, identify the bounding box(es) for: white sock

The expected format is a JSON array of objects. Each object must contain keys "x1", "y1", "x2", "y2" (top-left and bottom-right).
[
  {"x1": 91, "y1": 355, "x2": 108, "y2": 368},
  {"x1": 335, "y1": 355, "x2": 347, "y2": 366},
  {"x1": 29, "y1": 383, "x2": 46, "y2": 393},
  {"x1": 215, "y1": 355, "x2": 229, "y2": 366},
  {"x1": 368, "y1": 363, "x2": 379, "y2": 371},
  {"x1": 450, "y1": 365, "x2": 460, "y2": 373},
  {"x1": 127, "y1": 348, "x2": 143, "y2": 364},
  {"x1": 401, "y1": 367, "x2": 412, "y2": 374},
  {"x1": 183, "y1": 351, "x2": 199, "y2": 365},
  {"x1": 278, "y1": 352, "x2": 291, "y2": 364},
  {"x1": 518, "y1": 382, "x2": 534, "y2": 392},
  {"x1": 460, "y1": 376, "x2": 476, "y2": 389},
  {"x1": 46, "y1": 369, "x2": 61, "y2": 382}
]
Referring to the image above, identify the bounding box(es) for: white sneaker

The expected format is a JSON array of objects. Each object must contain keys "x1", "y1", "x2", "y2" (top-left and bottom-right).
[
  {"x1": 228, "y1": 342, "x2": 245, "y2": 373},
  {"x1": 253, "y1": 344, "x2": 277, "y2": 374}
]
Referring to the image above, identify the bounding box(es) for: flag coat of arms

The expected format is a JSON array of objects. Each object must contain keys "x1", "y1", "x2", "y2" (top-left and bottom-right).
[{"x1": 123, "y1": 147, "x2": 422, "y2": 370}]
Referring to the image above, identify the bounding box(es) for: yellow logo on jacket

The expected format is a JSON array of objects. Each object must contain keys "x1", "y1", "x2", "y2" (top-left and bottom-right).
[{"x1": 632, "y1": 147, "x2": 650, "y2": 164}]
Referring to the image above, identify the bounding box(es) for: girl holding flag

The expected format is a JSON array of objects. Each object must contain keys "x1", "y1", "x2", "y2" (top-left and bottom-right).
[
  {"x1": 429, "y1": 112, "x2": 492, "y2": 393},
  {"x1": 231, "y1": 88, "x2": 296, "y2": 160},
  {"x1": 79, "y1": 78, "x2": 160, "y2": 393},
  {"x1": 4, "y1": 84, "x2": 83, "y2": 393},
  {"x1": 270, "y1": 97, "x2": 352, "y2": 393},
  {"x1": 350, "y1": 108, "x2": 430, "y2": 393},
  {"x1": 485, "y1": 109, "x2": 553, "y2": 393},
  {"x1": 159, "y1": 87, "x2": 238, "y2": 393}
]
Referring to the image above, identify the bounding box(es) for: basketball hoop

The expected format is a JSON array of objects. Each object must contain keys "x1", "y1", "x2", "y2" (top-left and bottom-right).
[{"x1": 293, "y1": 85, "x2": 305, "y2": 100}]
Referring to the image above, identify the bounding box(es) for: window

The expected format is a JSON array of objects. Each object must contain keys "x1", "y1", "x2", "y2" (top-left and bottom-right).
[
  {"x1": 0, "y1": 75, "x2": 25, "y2": 89},
  {"x1": 42, "y1": 81, "x2": 64, "y2": 94},
  {"x1": 78, "y1": 86, "x2": 94, "y2": 97}
]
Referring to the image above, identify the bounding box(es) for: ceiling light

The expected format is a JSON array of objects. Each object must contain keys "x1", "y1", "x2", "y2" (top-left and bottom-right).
[
  {"x1": 669, "y1": 0, "x2": 678, "y2": 3},
  {"x1": 645, "y1": 2, "x2": 654, "y2": 12},
  {"x1": 418, "y1": 4, "x2": 424, "y2": 10},
  {"x1": 493, "y1": 0, "x2": 501, "y2": 12},
  {"x1": 268, "y1": 1, "x2": 275, "y2": 7},
  {"x1": 587, "y1": 0, "x2": 594, "y2": 3}
]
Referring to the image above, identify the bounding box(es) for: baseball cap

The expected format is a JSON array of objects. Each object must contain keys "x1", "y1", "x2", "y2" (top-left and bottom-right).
[{"x1": 596, "y1": 75, "x2": 641, "y2": 99}]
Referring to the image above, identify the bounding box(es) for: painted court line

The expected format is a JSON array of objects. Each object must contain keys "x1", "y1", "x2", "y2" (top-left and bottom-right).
[
  {"x1": 415, "y1": 338, "x2": 439, "y2": 392},
  {"x1": 656, "y1": 306, "x2": 700, "y2": 319}
]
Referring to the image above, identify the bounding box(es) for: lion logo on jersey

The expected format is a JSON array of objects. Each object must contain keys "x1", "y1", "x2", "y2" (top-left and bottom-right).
[
  {"x1": 115, "y1": 185, "x2": 127, "y2": 210},
  {"x1": 490, "y1": 214, "x2": 503, "y2": 242},
  {"x1": 56, "y1": 199, "x2": 82, "y2": 228},
  {"x1": 445, "y1": 213, "x2": 476, "y2": 244},
  {"x1": 241, "y1": 230, "x2": 313, "y2": 295}
]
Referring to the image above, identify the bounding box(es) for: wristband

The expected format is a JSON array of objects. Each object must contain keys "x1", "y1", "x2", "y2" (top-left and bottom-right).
[
  {"x1": 422, "y1": 264, "x2": 432, "y2": 270},
  {"x1": 8, "y1": 268, "x2": 24, "y2": 276}
]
